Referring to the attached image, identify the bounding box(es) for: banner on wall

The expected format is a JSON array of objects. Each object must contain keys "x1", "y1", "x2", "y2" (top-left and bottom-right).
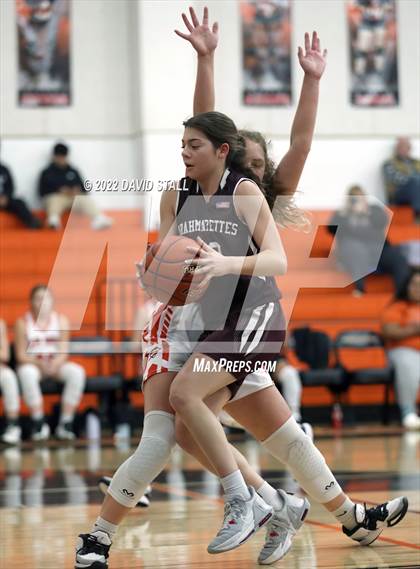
[
  {"x1": 347, "y1": 0, "x2": 399, "y2": 107},
  {"x1": 17, "y1": 0, "x2": 71, "y2": 107},
  {"x1": 241, "y1": 0, "x2": 292, "y2": 106}
]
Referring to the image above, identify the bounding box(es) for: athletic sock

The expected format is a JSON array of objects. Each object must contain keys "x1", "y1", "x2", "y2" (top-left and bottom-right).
[
  {"x1": 257, "y1": 481, "x2": 284, "y2": 510},
  {"x1": 32, "y1": 411, "x2": 44, "y2": 421},
  {"x1": 92, "y1": 516, "x2": 118, "y2": 540},
  {"x1": 221, "y1": 470, "x2": 251, "y2": 501},
  {"x1": 332, "y1": 496, "x2": 357, "y2": 529},
  {"x1": 59, "y1": 413, "x2": 74, "y2": 425}
]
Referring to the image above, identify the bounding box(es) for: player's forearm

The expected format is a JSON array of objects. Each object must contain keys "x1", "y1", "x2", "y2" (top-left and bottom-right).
[
  {"x1": 228, "y1": 251, "x2": 287, "y2": 277},
  {"x1": 193, "y1": 54, "x2": 215, "y2": 115},
  {"x1": 290, "y1": 75, "x2": 320, "y2": 153}
]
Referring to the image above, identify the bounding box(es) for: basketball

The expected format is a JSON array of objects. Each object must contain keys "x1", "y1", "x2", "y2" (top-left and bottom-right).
[{"x1": 140, "y1": 235, "x2": 208, "y2": 305}]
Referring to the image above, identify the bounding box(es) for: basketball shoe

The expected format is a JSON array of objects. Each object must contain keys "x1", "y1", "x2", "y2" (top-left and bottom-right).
[
  {"x1": 98, "y1": 476, "x2": 151, "y2": 507},
  {"x1": 1, "y1": 424, "x2": 21, "y2": 445},
  {"x1": 258, "y1": 490, "x2": 310, "y2": 565},
  {"x1": 343, "y1": 497, "x2": 408, "y2": 545},
  {"x1": 31, "y1": 419, "x2": 50, "y2": 441},
  {"x1": 207, "y1": 486, "x2": 273, "y2": 554},
  {"x1": 75, "y1": 531, "x2": 111, "y2": 569},
  {"x1": 55, "y1": 422, "x2": 76, "y2": 441}
]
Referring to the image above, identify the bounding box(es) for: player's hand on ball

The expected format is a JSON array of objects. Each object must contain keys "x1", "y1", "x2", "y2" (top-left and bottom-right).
[
  {"x1": 175, "y1": 6, "x2": 218, "y2": 56},
  {"x1": 186, "y1": 236, "x2": 230, "y2": 279},
  {"x1": 298, "y1": 31, "x2": 327, "y2": 79}
]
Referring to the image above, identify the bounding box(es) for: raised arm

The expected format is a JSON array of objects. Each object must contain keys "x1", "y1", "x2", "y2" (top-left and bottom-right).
[
  {"x1": 272, "y1": 31, "x2": 327, "y2": 196},
  {"x1": 175, "y1": 6, "x2": 218, "y2": 115}
]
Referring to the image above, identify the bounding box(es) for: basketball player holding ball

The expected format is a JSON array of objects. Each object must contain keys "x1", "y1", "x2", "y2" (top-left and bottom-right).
[
  {"x1": 74, "y1": 11, "x2": 407, "y2": 569},
  {"x1": 170, "y1": 6, "x2": 407, "y2": 559}
]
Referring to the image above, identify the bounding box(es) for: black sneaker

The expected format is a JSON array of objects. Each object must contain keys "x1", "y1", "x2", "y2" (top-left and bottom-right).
[
  {"x1": 75, "y1": 531, "x2": 111, "y2": 569},
  {"x1": 98, "y1": 476, "x2": 151, "y2": 507},
  {"x1": 343, "y1": 497, "x2": 408, "y2": 545}
]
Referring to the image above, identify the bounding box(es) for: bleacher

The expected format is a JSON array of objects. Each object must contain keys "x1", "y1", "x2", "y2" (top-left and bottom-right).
[{"x1": 0, "y1": 205, "x2": 418, "y2": 426}]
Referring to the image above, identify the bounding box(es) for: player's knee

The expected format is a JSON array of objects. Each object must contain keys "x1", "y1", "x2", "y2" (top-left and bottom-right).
[
  {"x1": 0, "y1": 365, "x2": 17, "y2": 385},
  {"x1": 64, "y1": 363, "x2": 86, "y2": 390},
  {"x1": 17, "y1": 364, "x2": 41, "y2": 388},
  {"x1": 169, "y1": 378, "x2": 193, "y2": 413}
]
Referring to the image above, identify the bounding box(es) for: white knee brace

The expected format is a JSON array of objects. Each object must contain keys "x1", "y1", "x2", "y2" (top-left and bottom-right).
[
  {"x1": 17, "y1": 364, "x2": 42, "y2": 409},
  {"x1": 262, "y1": 417, "x2": 342, "y2": 503},
  {"x1": 59, "y1": 362, "x2": 86, "y2": 407},
  {"x1": 109, "y1": 411, "x2": 176, "y2": 507},
  {"x1": 0, "y1": 366, "x2": 20, "y2": 415}
]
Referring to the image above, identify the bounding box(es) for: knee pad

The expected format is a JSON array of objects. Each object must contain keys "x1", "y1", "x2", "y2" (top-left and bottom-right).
[
  {"x1": 60, "y1": 363, "x2": 86, "y2": 407},
  {"x1": 109, "y1": 411, "x2": 175, "y2": 507},
  {"x1": 17, "y1": 364, "x2": 42, "y2": 408},
  {"x1": 262, "y1": 417, "x2": 342, "y2": 503},
  {"x1": 0, "y1": 366, "x2": 20, "y2": 414}
]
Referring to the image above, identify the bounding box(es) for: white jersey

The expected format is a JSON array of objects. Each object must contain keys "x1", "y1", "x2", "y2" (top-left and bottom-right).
[{"x1": 24, "y1": 311, "x2": 61, "y2": 360}]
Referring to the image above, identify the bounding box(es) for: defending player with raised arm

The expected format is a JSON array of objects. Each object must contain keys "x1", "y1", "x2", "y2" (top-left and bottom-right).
[{"x1": 175, "y1": 6, "x2": 327, "y2": 213}]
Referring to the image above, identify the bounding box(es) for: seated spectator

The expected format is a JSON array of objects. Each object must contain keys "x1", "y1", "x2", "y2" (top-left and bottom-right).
[
  {"x1": 382, "y1": 270, "x2": 420, "y2": 430},
  {"x1": 14, "y1": 285, "x2": 86, "y2": 441},
  {"x1": 0, "y1": 319, "x2": 21, "y2": 445},
  {"x1": 383, "y1": 137, "x2": 420, "y2": 220},
  {"x1": 328, "y1": 185, "x2": 410, "y2": 296},
  {"x1": 0, "y1": 161, "x2": 41, "y2": 228},
  {"x1": 38, "y1": 142, "x2": 113, "y2": 230}
]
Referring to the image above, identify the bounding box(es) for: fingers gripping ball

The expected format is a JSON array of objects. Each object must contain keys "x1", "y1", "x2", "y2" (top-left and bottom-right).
[{"x1": 140, "y1": 235, "x2": 209, "y2": 306}]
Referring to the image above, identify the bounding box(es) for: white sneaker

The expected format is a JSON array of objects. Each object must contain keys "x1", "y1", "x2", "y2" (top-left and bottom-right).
[
  {"x1": 55, "y1": 422, "x2": 76, "y2": 441},
  {"x1": 75, "y1": 530, "x2": 111, "y2": 569},
  {"x1": 47, "y1": 214, "x2": 61, "y2": 229},
  {"x1": 32, "y1": 422, "x2": 50, "y2": 441},
  {"x1": 343, "y1": 497, "x2": 408, "y2": 546},
  {"x1": 91, "y1": 215, "x2": 113, "y2": 230},
  {"x1": 402, "y1": 413, "x2": 420, "y2": 430},
  {"x1": 207, "y1": 487, "x2": 273, "y2": 554},
  {"x1": 258, "y1": 490, "x2": 310, "y2": 565},
  {"x1": 1, "y1": 425, "x2": 21, "y2": 445}
]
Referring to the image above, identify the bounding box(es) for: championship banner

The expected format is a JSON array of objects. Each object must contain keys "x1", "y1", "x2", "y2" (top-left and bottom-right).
[
  {"x1": 347, "y1": 0, "x2": 399, "y2": 107},
  {"x1": 241, "y1": 0, "x2": 292, "y2": 106},
  {"x1": 17, "y1": 0, "x2": 71, "y2": 107}
]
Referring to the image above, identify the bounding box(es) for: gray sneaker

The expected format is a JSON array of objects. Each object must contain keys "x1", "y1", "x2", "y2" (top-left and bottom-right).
[
  {"x1": 258, "y1": 490, "x2": 310, "y2": 565},
  {"x1": 208, "y1": 486, "x2": 273, "y2": 554}
]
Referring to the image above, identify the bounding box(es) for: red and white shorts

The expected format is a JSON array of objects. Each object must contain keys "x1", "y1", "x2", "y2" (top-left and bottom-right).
[{"x1": 142, "y1": 302, "x2": 277, "y2": 402}]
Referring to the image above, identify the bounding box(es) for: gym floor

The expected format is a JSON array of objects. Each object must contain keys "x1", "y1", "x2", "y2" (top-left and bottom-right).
[{"x1": 1, "y1": 426, "x2": 419, "y2": 568}]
